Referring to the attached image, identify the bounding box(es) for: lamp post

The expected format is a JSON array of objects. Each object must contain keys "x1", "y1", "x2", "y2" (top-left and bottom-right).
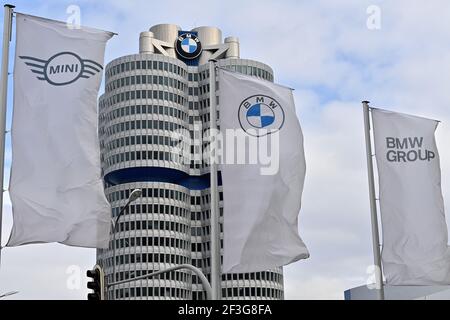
[
  {"x1": 105, "y1": 189, "x2": 214, "y2": 300},
  {"x1": 108, "y1": 264, "x2": 213, "y2": 300},
  {"x1": 110, "y1": 189, "x2": 142, "y2": 299}
]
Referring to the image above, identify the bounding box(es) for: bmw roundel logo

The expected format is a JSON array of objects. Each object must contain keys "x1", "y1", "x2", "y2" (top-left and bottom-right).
[
  {"x1": 175, "y1": 33, "x2": 202, "y2": 59},
  {"x1": 238, "y1": 95, "x2": 285, "y2": 137}
]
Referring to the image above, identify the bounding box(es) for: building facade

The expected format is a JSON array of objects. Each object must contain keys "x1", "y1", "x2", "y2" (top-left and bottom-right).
[{"x1": 96, "y1": 24, "x2": 284, "y2": 300}]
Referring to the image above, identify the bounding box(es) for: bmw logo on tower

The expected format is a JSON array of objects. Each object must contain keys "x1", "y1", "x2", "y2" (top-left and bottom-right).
[{"x1": 175, "y1": 32, "x2": 202, "y2": 60}]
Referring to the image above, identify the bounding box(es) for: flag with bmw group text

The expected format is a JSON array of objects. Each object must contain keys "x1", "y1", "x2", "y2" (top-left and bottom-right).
[
  {"x1": 219, "y1": 69, "x2": 309, "y2": 273},
  {"x1": 7, "y1": 13, "x2": 114, "y2": 248},
  {"x1": 372, "y1": 108, "x2": 450, "y2": 285}
]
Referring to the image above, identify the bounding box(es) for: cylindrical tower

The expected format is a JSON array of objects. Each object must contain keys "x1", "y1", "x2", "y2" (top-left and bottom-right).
[
  {"x1": 139, "y1": 31, "x2": 154, "y2": 54},
  {"x1": 97, "y1": 24, "x2": 283, "y2": 300},
  {"x1": 224, "y1": 37, "x2": 240, "y2": 59},
  {"x1": 191, "y1": 26, "x2": 222, "y2": 65},
  {"x1": 98, "y1": 53, "x2": 191, "y2": 300},
  {"x1": 149, "y1": 24, "x2": 181, "y2": 58}
]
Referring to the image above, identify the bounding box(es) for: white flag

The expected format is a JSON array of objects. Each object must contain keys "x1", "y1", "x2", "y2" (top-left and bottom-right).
[
  {"x1": 219, "y1": 69, "x2": 309, "y2": 273},
  {"x1": 7, "y1": 14, "x2": 113, "y2": 248},
  {"x1": 372, "y1": 108, "x2": 450, "y2": 285}
]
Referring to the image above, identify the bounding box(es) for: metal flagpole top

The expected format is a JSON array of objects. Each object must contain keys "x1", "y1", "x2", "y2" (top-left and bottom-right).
[{"x1": 362, "y1": 101, "x2": 371, "y2": 109}]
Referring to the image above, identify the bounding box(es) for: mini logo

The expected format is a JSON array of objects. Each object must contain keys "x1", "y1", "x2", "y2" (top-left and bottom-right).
[
  {"x1": 175, "y1": 33, "x2": 202, "y2": 60},
  {"x1": 238, "y1": 95, "x2": 285, "y2": 137},
  {"x1": 20, "y1": 51, "x2": 103, "y2": 86}
]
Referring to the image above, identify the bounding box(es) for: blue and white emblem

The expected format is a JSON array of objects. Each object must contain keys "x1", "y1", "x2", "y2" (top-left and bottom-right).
[
  {"x1": 175, "y1": 32, "x2": 202, "y2": 60},
  {"x1": 239, "y1": 95, "x2": 285, "y2": 137},
  {"x1": 181, "y1": 37, "x2": 198, "y2": 54}
]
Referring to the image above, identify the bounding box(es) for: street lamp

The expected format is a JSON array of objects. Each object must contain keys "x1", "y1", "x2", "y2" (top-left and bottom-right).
[
  {"x1": 0, "y1": 291, "x2": 19, "y2": 299},
  {"x1": 110, "y1": 189, "x2": 142, "y2": 298},
  {"x1": 113, "y1": 189, "x2": 142, "y2": 230}
]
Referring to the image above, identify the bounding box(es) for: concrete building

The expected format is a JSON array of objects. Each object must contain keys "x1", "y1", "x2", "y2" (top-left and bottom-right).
[{"x1": 96, "y1": 24, "x2": 283, "y2": 300}]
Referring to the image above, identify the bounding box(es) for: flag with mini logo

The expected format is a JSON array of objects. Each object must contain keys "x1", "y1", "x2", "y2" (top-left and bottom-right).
[
  {"x1": 372, "y1": 108, "x2": 450, "y2": 285},
  {"x1": 7, "y1": 14, "x2": 114, "y2": 248},
  {"x1": 218, "y1": 69, "x2": 309, "y2": 273}
]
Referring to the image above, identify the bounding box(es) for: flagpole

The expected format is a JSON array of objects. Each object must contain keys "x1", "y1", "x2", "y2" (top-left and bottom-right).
[
  {"x1": 209, "y1": 59, "x2": 221, "y2": 300},
  {"x1": 362, "y1": 101, "x2": 385, "y2": 300},
  {"x1": 0, "y1": 4, "x2": 15, "y2": 268}
]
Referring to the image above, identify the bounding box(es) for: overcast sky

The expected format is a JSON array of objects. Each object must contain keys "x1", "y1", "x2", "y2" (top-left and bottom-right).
[{"x1": 2, "y1": 0, "x2": 450, "y2": 300}]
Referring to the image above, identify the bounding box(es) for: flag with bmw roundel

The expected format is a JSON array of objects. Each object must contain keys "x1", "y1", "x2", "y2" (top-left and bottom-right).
[{"x1": 218, "y1": 69, "x2": 309, "y2": 273}]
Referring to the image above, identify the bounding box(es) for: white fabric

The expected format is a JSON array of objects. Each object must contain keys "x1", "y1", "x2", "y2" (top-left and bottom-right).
[
  {"x1": 219, "y1": 69, "x2": 309, "y2": 273},
  {"x1": 7, "y1": 14, "x2": 113, "y2": 248},
  {"x1": 372, "y1": 108, "x2": 450, "y2": 285}
]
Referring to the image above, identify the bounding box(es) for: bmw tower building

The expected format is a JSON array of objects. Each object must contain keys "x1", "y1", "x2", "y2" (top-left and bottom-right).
[{"x1": 97, "y1": 24, "x2": 284, "y2": 300}]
